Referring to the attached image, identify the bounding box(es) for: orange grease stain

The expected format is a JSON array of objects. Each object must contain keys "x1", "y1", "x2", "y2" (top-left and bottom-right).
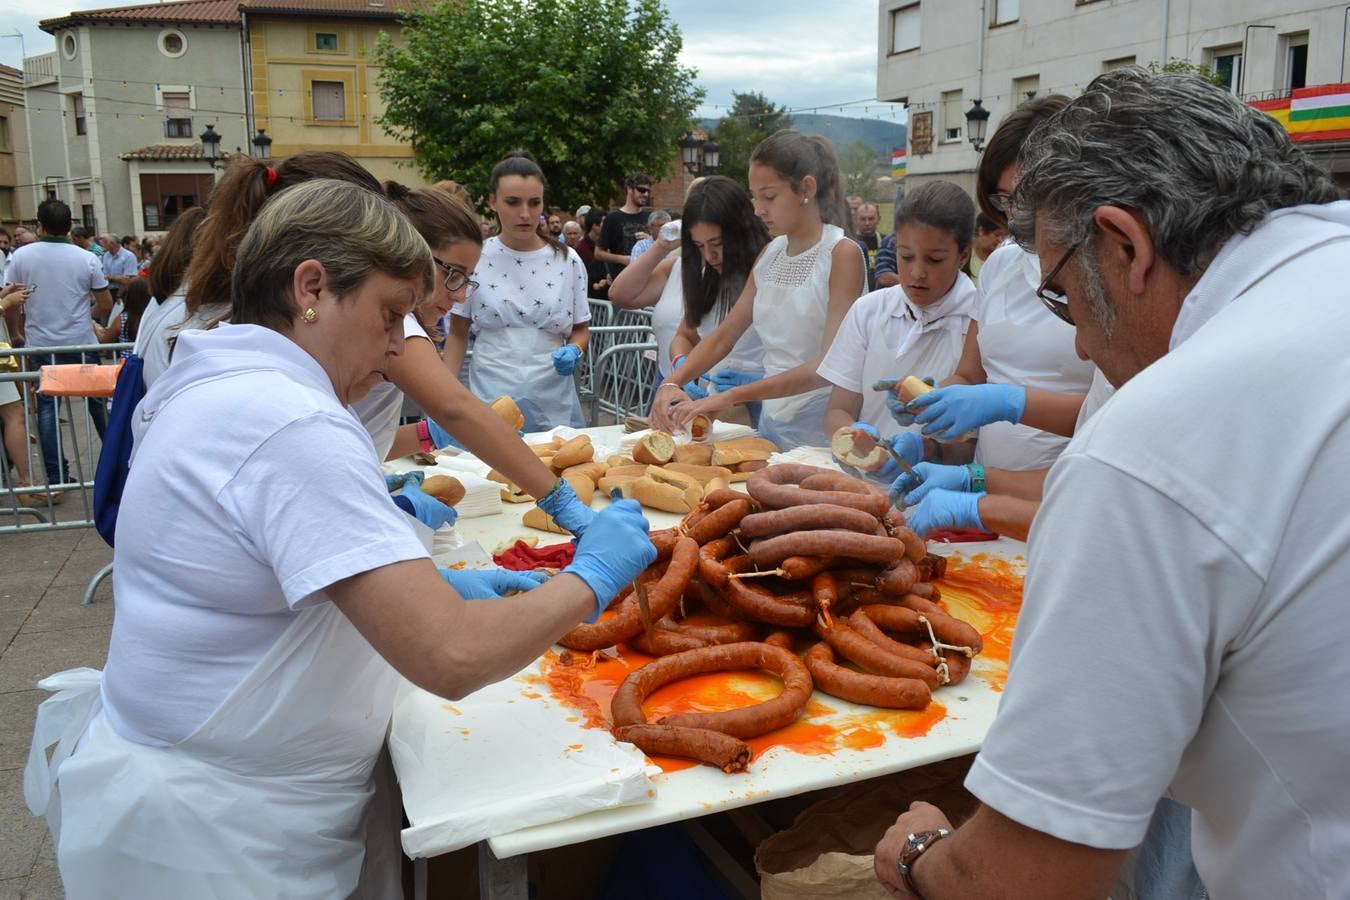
[
  {"x1": 540, "y1": 554, "x2": 1022, "y2": 771},
  {"x1": 519, "y1": 690, "x2": 542, "y2": 700}
]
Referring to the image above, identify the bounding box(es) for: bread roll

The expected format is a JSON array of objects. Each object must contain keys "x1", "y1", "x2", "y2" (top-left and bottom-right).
[
  {"x1": 689, "y1": 414, "x2": 712, "y2": 442},
  {"x1": 605, "y1": 464, "x2": 650, "y2": 480},
  {"x1": 420, "y1": 475, "x2": 466, "y2": 507},
  {"x1": 898, "y1": 376, "x2": 936, "y2": 404},
  {"x1": 597, "y1": 474, "x2": 641, "y2": 497},
  {"x1": 735, "y1": 460, "x2": 769, "y2": 473},
  {"x1": 490, "y1": 396, "x2": 526, "y2": 433},
  {"x1": 633, "y1": 475, "x2": 699, "y2": 513},
  {"x1": 716, "y1": 437, "x2": 778, "y2": 455},
  {"x1": 561, "y1": 461, "x2": 608, "y2": 486},
  {"x1": 632, "y1": 431, "x2": 676, "y2": 465},
  {"x1": 563, "y1": 472, "x2": 595, "y2": 506},
  {"x1": 549, "y1": 436, "x2": 594, "y2": 472},
  {"x1": 487, "y1": 469, "x2": 533, "y2": 503},
  {"x1": 663, "y1": 462, "x2": 734, "y2": 486},
  {"x1": 646, "y1": 465, "x2": 702, "y2": 495},
  {"x1": 523, "y1": 507, "x2": 572, "y2": 535},
  {"x1": 704, "y1": 476, "x2": 731, "y2": 495},
  {"x1": 606, "y1": 455, "x2": 637, "y2": 467},
  {"x1": 830, "y1": 426, "x2": 887, "y2": 473},
  {"x1": 673, "y1": 442, "x2": 714, "y2": 466}
]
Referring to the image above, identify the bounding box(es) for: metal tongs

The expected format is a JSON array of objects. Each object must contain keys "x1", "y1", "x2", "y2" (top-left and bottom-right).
[{"x1": 610, "y1": 486, "x2": 653, "y2": 631}]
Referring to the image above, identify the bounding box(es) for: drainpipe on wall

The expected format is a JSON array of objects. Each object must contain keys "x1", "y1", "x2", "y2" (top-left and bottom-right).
[
  {"x1": 1160, "y1": 0, "x2": 1170, "y2": 64},
  {"x1": 241, "y1": 10, "x2": 254, "y2": 147}
]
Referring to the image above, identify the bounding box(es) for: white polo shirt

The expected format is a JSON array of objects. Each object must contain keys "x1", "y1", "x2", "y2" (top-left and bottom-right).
[
  {"x1": 102, "y1": 323, "x2": 428, "y2": 747},
  {"x1": 4, "y1": 239, "x2": 107, "y2": 347},
  {"x1": 966, "y1": 202, "x2": 1350, "y2": 897}
]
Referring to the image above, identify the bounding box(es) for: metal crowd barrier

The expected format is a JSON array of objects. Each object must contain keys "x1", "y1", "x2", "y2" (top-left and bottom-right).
[
  {"x1": 589, "y1": 341, "x2": 658, "y2": 425},
  {"x1": 580, "y1": 323, "x2": 655, "y2": 425},
  {"x1": 0, "y1": 342, "x2": 130, "y2": 536}
]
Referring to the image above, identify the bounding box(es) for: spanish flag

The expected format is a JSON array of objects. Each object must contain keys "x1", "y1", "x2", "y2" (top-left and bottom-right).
[{"x1": 892, "y1": 148, "x2": 907, "y2": 178}]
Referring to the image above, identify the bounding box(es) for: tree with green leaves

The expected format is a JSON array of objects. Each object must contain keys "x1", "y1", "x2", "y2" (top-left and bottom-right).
[
  {"x1": 839, "y1": 140, "x2": 881, "y2": 201},
  {"x1": 711, "y1": 92, "x2": 793, "y2": 190},
  {"x1": 1146, "y1": 57, "x2": 1227, "y2": 88},
  {"x1": 376, "y1": 0, "x2": 704, "y2": 213}
]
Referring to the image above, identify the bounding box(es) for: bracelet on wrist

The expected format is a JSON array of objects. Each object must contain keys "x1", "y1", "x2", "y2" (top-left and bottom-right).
[
  {"x1": 966, "y1": 463, "x2": 986, "y2": 493},
  {"x1": 415, "y1": 419, "x2": 436, "y2": 453},
  {"x1": 538, "y1": 476, "x2": 565, "y2": 504}
]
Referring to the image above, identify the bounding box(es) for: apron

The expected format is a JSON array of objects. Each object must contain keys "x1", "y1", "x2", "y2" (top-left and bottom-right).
[
  {"x1": 26, "y1": 600, "x2": 402, "y2": 900},
  {"x1": 469, "y1": 326, "x2": 585, "y2": 433}
]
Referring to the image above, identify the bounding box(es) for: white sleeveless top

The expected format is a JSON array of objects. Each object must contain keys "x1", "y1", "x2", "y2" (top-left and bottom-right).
[
  {"x1": 654, "y1": 256, "x2": 765, "y2": 381},
  {"x1": 752, "y1": 224, "x2": 857, "y2": 424}
]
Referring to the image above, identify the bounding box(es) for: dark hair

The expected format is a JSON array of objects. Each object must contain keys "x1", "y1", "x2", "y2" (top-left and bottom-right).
[
  {"x1": 583, "y1": 208, "x2": 605, "y2": 231},
  {"x1": 975, "y1": 212, "x2": 1003, "y2": 233},
  {"x1": 751, "y1": 130, "x2": 850, "y2": 230},
  {"x1": 185, "y1": 151, "x2": 383, "y2": 316},
  {"x1": 488, "y1": 150, "x2": 566, "y2": 258},
  {"x1": 70, "y1": 224, "x2": 90, "y2": 239},
  {"x1": 37, "y1": 199, "x2": 72, "y2": 236},
  {"x1": 119, "y1": 278, "x2": 153, "y2": 341},
  {"x1": 626, "y1": 172, "x2": 653, "y2": 188},
  {"x1": 147, "y1": 206, "x2": 206, "y2": 301},
  {"x1": 384, "y1": 180, "x2": 483, "y2": 250},
  {"x1": 977, "y1": 94, "x2": 1073, "y2": 227},
  {"x1": 894, "y1": 181, "x2": 976, "y2": 252},
  {"x1": 679, "y1": 176, "x2": 770, "y2": 327}
]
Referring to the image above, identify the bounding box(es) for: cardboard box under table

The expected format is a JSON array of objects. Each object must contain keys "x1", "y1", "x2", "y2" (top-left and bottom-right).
[{"x1": 386, "y1": 425, "x2": 1026, "y2": 899}]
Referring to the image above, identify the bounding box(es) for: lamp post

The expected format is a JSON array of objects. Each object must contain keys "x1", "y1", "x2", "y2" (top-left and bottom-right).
[
  {"x1": 965, "y1": 99, "x2": 991, "y2": 152},
  {"x1": 679, "y1": 132, "x2": 720, "y2": 176},
  {"x1": 199, "y1": 123, "x2": 224, "y2": 170},
  {"x1": 251, "y1": 128, "x2": 272, "y2": 160}
]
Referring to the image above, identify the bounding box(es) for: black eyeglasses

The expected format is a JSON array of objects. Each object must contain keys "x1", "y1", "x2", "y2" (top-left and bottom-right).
[
  {"x1": 1035, "y1": 242, "x2": 1080, "y2": 326},
  {"x1": 433, "y1": 257, "x2": 479, "y2": 297},
  {"x1": 988, "y1": 191, "x2": 1014, "y2": 215},
  {"x1": 633, "y1": 186, "x2": 652, "y2": 195}
]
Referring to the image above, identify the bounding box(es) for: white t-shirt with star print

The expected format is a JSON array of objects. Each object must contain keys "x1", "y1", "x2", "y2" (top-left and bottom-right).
[{"x1": 451, "y1": 238, "x2": 589, "y2": 336}]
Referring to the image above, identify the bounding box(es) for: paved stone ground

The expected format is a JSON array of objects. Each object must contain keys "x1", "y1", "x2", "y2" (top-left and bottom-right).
[{"x1": 0, "y1": 511, "x2": 112, "y2": 899}]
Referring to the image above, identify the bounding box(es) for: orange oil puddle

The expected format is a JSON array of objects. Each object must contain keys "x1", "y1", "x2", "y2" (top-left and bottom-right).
[{"x1": 540, "y1": 554, "x2": 1023, "y2": 770}]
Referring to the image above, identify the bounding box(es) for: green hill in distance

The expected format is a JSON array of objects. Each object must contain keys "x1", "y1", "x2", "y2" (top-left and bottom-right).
[{"x1": 698, "y1": 113, "x2": 907, "y2": 156}]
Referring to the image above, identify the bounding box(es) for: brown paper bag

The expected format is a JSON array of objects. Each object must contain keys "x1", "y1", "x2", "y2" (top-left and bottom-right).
[{"x1": 757, "y1": 755, "x2": 979, "y2": 900}]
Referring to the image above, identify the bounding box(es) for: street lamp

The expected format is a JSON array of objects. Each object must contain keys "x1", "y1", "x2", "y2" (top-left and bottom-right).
[
  {"x1": 680, "y1": 132, "x2": 720, "y2": 176},
  {"x1": 965, "y1": 99, "x2": 991, "y2": 152},
  {"x1": 199, "y1": 123, "x2": 223, "y2": 168},
  {"x1": 251, "y1": 128, "x2": 272, "y2": 160}
]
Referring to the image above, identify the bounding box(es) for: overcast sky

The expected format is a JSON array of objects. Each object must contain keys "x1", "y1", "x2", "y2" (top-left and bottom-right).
[{"x1": 0, "y1": 0, "x2": 905, "y2": 123}]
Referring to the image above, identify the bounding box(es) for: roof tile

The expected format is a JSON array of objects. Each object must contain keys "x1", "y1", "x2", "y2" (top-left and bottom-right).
[{"x1": 41, "y1": 0, "x2": 239, "y2": 31}]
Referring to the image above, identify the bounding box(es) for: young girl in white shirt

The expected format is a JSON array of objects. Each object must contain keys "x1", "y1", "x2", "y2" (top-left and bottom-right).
[
  {"x1": 818, "y1": 181, "x2": 977, "y2": 478},
  {"x1": 651, "y1": 130, "x2": 866, "y2": 448}
]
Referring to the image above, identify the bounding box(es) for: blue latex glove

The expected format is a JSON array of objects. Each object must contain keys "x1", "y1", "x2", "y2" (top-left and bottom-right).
[
  {"x1": 552, "y1": 343, "x2": 583, "y2": 376},
  {"x1": 562, "y1": 499, "x2": 657, "y2": 621},
  {"x1": 909, "y1": 383, "x2": 1026, "y2": 441},
  {"x1": 536, "y1": 477, "x2": 597, "y2": 538},
  {"x1": 888, "y1": 462, "x2": 971, "y2": 508},
  {"x1": 907, "y1": 489, "x2": 986, "y2": 537},
  {"x1": 423, "y1": 417, "x2": 465, "y2": 451},
  {"x1": 710, "y1": 369, "x2": 763, "y2": 393},
  {"x1": 848, "y1": 422, "x2": 924, "y2": 483},
  {"x1": 670, "y1": 355, "x2": 709, "y2": 401},
  {"x1": 390, "y1": 471, "x2": 459, "y2": 530},
  {"x1": 439, "y1": 566, "x2": 547, "y2": 600},
  {"x1": 872, "y1": 376, "x2": 935, "y2": 427}
]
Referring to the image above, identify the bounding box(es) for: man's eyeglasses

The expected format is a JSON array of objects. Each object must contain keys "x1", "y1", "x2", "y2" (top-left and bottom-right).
[
  {"x1": 633, "y1": 186, "x2": 652, "y2": 195},
  {"x1": 1035, "y1": 242, "x2": 1080, "y2": 326},
  {"x1": 433, "y1": 257, "x2": 479, "y2": 297}
]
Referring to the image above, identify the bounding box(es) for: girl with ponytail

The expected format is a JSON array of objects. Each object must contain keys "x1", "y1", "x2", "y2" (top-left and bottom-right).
[{"x1": 651, "y1": 129, "x2": 866, "y2": 448}]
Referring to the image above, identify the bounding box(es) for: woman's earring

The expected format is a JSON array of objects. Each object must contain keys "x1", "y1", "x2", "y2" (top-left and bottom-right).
[
  {"x1": 801, "y1": 197, "x2": 808, "y2": 206},
  {"x1": 302, "y1": 307, "x2": 318, "y2": 324}
]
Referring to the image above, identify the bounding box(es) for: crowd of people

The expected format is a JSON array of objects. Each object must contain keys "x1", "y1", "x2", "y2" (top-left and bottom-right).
[{"x1": 11, "y1": 65, "x2": 1350, "y2": 898}]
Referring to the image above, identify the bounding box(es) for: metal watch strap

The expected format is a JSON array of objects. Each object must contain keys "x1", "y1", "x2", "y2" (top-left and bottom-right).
[{"x1": 898, "y1": 827, "x2": 951, "y2": 899}]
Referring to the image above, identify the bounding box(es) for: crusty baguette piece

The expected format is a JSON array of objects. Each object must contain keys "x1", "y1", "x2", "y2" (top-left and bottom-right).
[
  {"x1": 420, "y1": 475, "x2": 466, "y2": 507},
  {"x1": 561, "y1": 461, "x2": 609, "y2": 486},
  {"x1": 646, "y1": 465, "x2": 703, "y2": 495},
  {"x1": 898, "y1": 376, "x2": 936, "y2": 404},
  {"x1": 715, "y1": 437, "x2": 778, "y2": 455},
  {"x1": 597, "y1": 474, "x2": 642, "y2": 497},
  {"x1": 563, "y1": 473, "x2": 595, "y2": 506},
  {"x1": 606, "y1": 454, "x2": 637, "y2": 467},
  {"x1": 673, "y1": 442, "x2": 714, "y2": 466},
  {"x1": 632, "y1": 475, "x2": 699, "y2": 513},
  {"x1": 487, "y1": 469, "x2": 533, "y2": 503},
  {"x1": 663, "y1": 462, "x2": 734, "y2": 486},
  {"x1": 704, "y1": 476, "x2": 731, "y2": 495},
  {"x1": 729, "y1": 470, "x2": 752, "y2": 483},
  {"x1": 490, "y1": 396, "x2": 526, "y2": 433},
  {"x1": 632, "y1": 431, "x2": 676, "y2": 465},
  {"x1": 711, "y1": 446, "x2": 774, "y2": 467},
  {"x1": 523, "y1": 507, "x2": 572, "y2": 534},
  {"x1": 735, "y1": 459, "x2": 769, "y2": 473},
  {"x1": 830, "y1": 426, "x2": 887, "y2": 473},
  {"x1": 549, "y1": 436, "x2": 594, "y2": 472},
  {"x1": 604, "y1": 464, "x2": 650, "y2": 480}
]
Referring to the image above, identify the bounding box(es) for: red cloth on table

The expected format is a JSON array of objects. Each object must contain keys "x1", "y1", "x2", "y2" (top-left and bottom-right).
[
  {"x1": 925, "y1": 528, "x2": 1000, "y2": 543},
  {"x1": 493, "y1": 540, "x2": 576, "y2": 570}
]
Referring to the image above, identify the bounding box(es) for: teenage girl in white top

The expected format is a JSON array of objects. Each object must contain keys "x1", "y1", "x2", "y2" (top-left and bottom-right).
[{"x1": 651, "y1": 130, "x2": 866, "y2": 448}]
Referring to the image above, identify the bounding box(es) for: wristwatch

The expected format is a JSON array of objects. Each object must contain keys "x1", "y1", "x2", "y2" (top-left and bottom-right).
[{"x1": 897, "y1": 827, "x2": 950, "y2": 898}]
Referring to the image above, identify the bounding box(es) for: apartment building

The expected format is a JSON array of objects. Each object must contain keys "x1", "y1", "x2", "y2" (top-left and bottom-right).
[
  {"x1": 0, "y1": 65, "x2": 33, "y2": 233},
  {"x1": 877, "y1": 1, "x2": 1350, "y2": 193}
]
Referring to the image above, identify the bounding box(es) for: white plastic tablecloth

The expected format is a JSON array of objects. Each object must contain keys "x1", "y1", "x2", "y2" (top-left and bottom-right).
[{"x1": 387, "y1": 426, "x2": 1025, "y2": 860}]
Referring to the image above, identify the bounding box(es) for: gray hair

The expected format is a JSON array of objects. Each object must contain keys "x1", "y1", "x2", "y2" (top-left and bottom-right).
[
  {"x1": 647, "y1": 209, "x2": 672, "y2": 227},
  {"x1": 1012, "y1": 68, "x2": 1339, "y2": 326},
  {"x1": 232, "y1": 178, "x2": 433, "y2": 331}
]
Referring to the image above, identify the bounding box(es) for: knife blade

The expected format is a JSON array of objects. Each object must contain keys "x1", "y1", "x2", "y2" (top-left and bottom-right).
[
  {"x1": 610, "y1": 486, "x2": 653, "y2": 631},
  {"x1": 884, "y1": 442, "x2": 923, "y2": 484}
]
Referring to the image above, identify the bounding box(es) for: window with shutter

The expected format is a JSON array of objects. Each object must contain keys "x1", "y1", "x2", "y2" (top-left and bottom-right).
[
  {"x1": 164, "y1": 91, "x2": 192, "y2": 138},
  {"x1": 312, "y1": 81, "x2": 346, "y2": 121},
  {"x1": 942, "y1": 90, "x2": 963, "y2": 142}
]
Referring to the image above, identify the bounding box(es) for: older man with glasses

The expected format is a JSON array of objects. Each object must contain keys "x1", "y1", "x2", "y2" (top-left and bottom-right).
[
  {"x1": 872, "y1": 68, "x2": 1350, "y2": 900},
  {"x1": 594, "y1": 172, "x2": 653, "y2": 279}
]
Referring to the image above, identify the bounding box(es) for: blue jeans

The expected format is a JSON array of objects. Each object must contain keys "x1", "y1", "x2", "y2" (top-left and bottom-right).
[
  {"x1": 1134, "y1": 797, "x2": 1207, "y2": 900},
  {"x1": 35, "y1": 352, "x2": 108, "y2": 486}
]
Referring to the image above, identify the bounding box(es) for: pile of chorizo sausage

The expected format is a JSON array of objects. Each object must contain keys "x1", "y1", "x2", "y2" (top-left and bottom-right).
[{"x1": 556, "y1": 464, "x2": 984, "y2": 773}]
